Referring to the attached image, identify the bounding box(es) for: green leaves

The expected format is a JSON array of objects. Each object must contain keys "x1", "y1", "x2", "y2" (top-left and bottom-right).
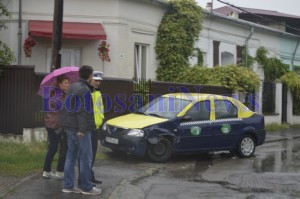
[
  {"x1": 256, "y1": 46, "x2": 300, "y2": 115},
  {"x1": 0, "y1": 1, "x2": 15, "y2": 65},
  {"x1": 175, "y1": 65, "x2": 260, "y2": 93},
  {"x1": 281, "y1": 72, "x2": 300, "y2": 115},
  {"x1": 281, "y1": 72, "x2": 300, "y2": 96},
  {"x1": 0, "y1": 0, "x2": 11, "y2": 30},
  {"x1": 256, "y1": 46, "x2": 289, "y2": 81},
  {"x1": 156, "y1": 0, "x2": 203, "y2": 81},
  {"x1": 0, "y1": 41, "x2": 16, "y2": 65}
]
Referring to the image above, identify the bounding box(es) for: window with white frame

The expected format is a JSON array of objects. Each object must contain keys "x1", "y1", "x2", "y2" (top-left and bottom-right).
[
  {"x1": 221, "y1": 51, "x2": 234, "y2": 66},
  {"x1": 46, "y1": 48, "x2": 81, "y2": 72},
  {"x1": 134, "y1": 43, "x2": 148, "y2": 79}
]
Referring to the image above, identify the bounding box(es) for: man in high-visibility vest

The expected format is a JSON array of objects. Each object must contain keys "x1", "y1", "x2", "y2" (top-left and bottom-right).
[{"x1": 90, "y1": 71, "x2": 105, "y2": 184}]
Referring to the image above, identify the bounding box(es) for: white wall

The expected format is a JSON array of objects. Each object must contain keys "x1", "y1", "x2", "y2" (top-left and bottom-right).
[
  {"x1": 264, "y1": 83, "x2": 282, "y2": 124},
  {"x1": 0, "y1": 0, "x2": 165, "y2": 79},
  {"x1": 117, "y1": 0, "x2": 165, "y2": 79},
  {"x1": 198, "y1": 15, "x2": 283, "y2": 73},
  {"x1": 287, "y1": 88, "x2": 300, "y2": 124},
  {"x1": 2, "y1": 0, "x2": 299, "y2": 83}
]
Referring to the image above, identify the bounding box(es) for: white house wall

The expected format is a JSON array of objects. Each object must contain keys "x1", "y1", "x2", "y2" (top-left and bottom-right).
[
  {"x1": 116, "y1": 0, "x2": 165, "y2": 79},
  {"x1": 1, "y1": 0, "x2": 165, "y2": 79},
  {"x1": 199, "y1": 16, "x2": 282, "y2": 72},
  {"x1": 2, "y1": 1, "x2": 300, "y2": 124},
  {"x1": 1, "y1": 1, "x2": 300, "y2": 80}
]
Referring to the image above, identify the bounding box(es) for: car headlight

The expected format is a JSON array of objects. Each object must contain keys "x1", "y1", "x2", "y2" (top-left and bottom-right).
[
  {"x1": 127, "y1": 129, "x2": 144, "y2": 137},
  {"x1": 102, "y1": 122, "x2": 107, "y2": 131}
]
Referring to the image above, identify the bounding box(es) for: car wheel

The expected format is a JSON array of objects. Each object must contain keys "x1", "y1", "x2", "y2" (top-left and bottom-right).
[
  {"x1": 147, "y1": 138, "x2": 172, "y2": 163},
  {"x1": 236, "y1": 135, "x2": 256, "y2": 158}
]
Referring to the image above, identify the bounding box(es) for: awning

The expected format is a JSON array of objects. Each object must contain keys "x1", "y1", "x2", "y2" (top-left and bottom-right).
[{"x1": 28, "y1": 20, "x2": 107, "y2": 40}]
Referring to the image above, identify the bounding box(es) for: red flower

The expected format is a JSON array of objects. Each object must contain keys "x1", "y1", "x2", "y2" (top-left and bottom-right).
[
  {"x1": 98, "y1": 40, "x2": 111, "y2": 62},
  {"x1": 23, "y1": 36, "x2": 36, "y2": 57}
]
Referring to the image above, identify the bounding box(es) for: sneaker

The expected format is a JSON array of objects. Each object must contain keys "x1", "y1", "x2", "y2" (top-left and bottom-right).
[
  {"x1": 42, "y1": 171, "x2": 55, "y2": 178},
  {"x1": 78, "y1": 181, "x2": 96, "y2": 188},
  {"x1": 62, "y1": 187, "x2": 82, "y2": 193},
  {"x1": 53, "y1": 171, "x2": 64, "y2": 179},
  {"x1": 81, "y1": 187, "x2": 102, "y2": 195},
  {"x1": 92, "y1": 177, "x2": 102, "y2": 184}
]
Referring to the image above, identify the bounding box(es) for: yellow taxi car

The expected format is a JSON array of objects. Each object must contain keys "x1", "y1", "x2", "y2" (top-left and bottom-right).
[{"x1": 99, "y1": 93, "x2": 266, "y2": 162}]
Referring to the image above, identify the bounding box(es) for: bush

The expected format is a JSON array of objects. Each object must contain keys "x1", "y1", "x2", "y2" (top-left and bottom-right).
[
  {"x1": 175, "y1": 65, "x2": 260, "y2": 93},
  {"x1": 265, "y1": 123, "x2": 290, "y2": 132},
  {"x1": 281, "y1": 72, "x2": 300, "y2": 115}
]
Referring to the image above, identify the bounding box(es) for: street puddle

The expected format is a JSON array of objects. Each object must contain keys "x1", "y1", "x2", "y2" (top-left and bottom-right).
[
  {"x1": 254, "y1": 140, "x2": 300, "y2": 173},
  {"x1": 166, "y1": 152, "x2": 233, "y2": 179}
]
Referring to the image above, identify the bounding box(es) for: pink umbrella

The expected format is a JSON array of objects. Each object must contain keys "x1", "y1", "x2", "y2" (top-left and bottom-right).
[{"x1": 37, "y1": 66, "x2": 79, "y2": 97}]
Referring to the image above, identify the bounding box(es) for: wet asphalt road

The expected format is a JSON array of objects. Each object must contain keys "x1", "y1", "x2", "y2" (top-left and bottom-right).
[{"x1": 4, "y1": 137, "x2": 300, "y2": 199}]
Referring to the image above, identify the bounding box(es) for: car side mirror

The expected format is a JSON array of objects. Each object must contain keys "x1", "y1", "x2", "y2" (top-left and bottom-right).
[{"x1": 182, "y1": 115, "x2": 192, "y2": 121}]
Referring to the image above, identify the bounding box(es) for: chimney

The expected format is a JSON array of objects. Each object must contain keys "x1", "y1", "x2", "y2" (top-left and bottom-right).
[
  {"x1": 229, "y1": 11, "x2": 239, "y2": 18},
  {"x1": 206, "y1": 2, "x2": 213, "y2": 12}
]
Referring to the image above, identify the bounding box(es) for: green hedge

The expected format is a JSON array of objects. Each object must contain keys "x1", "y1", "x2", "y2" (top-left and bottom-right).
[{"x1": 174, "y1": 65, "x2": 260, "y2": 93}]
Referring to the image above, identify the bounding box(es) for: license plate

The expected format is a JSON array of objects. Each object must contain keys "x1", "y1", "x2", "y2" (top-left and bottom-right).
[{"x1": 105, "y1": 137, "x2": 119, "y2": 144}]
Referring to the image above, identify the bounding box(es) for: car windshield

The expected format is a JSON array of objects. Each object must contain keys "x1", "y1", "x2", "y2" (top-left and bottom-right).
[{"x1": 138, "y1": 96, "x2": 191, "y2": 119}]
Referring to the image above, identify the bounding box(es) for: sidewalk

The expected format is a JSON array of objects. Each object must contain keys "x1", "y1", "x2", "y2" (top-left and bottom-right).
[
  {"x1": 264, "y1": 128, "x2": 300, "y2": 143},
  {"x1": 1, "y1": 129, "x2": 300, "y2": 198}
]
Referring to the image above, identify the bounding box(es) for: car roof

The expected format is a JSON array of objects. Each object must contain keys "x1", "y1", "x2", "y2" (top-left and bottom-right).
[
  {"x1": 162, "y1": 93, "x2": 237, "y2": 102},
  {"x1": 163, "y1": 93, "x2": 255, "y2": 118}
]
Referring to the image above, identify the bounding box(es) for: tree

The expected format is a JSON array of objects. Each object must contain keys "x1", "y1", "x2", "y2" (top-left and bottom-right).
[
  {"x1": 155, "y1": 0, "x2": 203, "y2": 81},
  {"x1": 0, "y1": 1, "x2": 16, "y2": 65}
]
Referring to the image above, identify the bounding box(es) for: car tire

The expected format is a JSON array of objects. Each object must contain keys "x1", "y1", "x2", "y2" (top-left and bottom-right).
[
  {"x1": 236, "y1": 134, "x2": 256, "y2": 158},
  {"x1": 147, "y1": 137, "x2": 172, "y2": 163}
]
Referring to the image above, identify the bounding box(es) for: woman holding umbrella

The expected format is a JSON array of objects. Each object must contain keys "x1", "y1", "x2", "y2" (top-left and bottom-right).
[{"x1": 42, "y1": 75, "x2": 70, "y2": 179}]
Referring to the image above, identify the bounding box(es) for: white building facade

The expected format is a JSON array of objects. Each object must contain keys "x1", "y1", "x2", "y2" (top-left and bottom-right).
[
  {"x1": 1, "y1": 0, "x2": 300, "y2": 124},
  {"x1": 1, "y1": 0, "x2": 167, "y2": 79}
]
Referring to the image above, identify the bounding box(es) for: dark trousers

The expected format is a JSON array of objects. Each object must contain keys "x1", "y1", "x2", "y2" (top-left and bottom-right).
[
  {"x1": 43, "y1": 128, "x2": 67, "y2": 172},
  {"x1": 91, "y1": 130, "x2": 99, "y2": 170}
]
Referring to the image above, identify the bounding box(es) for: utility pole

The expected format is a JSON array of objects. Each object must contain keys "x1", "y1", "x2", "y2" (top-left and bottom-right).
[
  {"x1": 17, "y1": 0, "x2": 22, "y2": 65},
  {"x1": 50, "y1": 0, "x2": 64, "y2": 71}
]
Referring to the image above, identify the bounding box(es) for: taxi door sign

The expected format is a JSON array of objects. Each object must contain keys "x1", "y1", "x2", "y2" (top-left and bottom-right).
[
  {"x1": 191, "y1": 126, "x2": 201, "y2": 136},
  {"x1": 221, "y1": 124, "x2": 231, "y2": 134}
]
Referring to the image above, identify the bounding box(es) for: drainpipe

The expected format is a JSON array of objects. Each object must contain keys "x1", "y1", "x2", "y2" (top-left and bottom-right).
[
  {"x1": 245, "y1": 27, "x2": 254, "y2": 67},
  {"x1": 291, "y1": 38, "x2": 300, "y2": 71},
  {"x1": 17, "y1": 0, "x2": 22, "y2": 64}
]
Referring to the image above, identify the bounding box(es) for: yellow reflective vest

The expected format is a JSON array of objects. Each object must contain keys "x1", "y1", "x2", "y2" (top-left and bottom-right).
[{"x1": 91, "y1": 90, "x2": 105, "y2": 129}]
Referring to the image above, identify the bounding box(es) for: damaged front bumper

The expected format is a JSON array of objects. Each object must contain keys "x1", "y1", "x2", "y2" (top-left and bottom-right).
[{"x1": 99, "y1": 132, "x2": 148, "y2": 157}]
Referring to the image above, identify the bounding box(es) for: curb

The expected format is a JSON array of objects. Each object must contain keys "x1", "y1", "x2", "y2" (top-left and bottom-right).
[{"x1": 265, "y1": 134, "x2": 300, "y2": 143}]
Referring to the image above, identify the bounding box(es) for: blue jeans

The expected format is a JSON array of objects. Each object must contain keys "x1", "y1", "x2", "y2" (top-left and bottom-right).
[
  {"x1": 64, "y1": 127, "x2": 93, "y2": 192},
  {"x1": 78, "y1": 129, "x2": 99, "y2": 182}
]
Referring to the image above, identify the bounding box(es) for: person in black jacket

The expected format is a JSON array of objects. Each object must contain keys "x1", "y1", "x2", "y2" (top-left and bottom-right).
[{"x1": 59, "y1": 65, "x2": 102, "y2": 195}]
